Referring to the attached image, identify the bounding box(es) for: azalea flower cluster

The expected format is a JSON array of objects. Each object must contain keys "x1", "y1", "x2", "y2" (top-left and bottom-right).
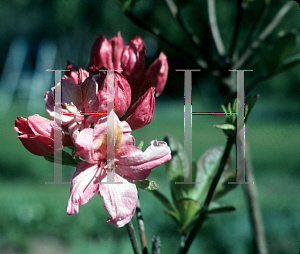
[{"x1": 14, "y1": 33, "x2": 171, "y2": 227}]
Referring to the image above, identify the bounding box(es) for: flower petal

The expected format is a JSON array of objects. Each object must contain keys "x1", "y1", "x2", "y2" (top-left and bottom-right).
[
  {"x1": 98, "y1": 173, "x2": 137, "y2": 227},
  {"x1": 27, "y1": 114, "x2": 54, "y2": 139},
  {"x1": 81, "y1": 76, "x2": 99, "y2": 113},
  {"x1": 17, "y1": 135, "x2": 56, "y2": 156},
  {"x1": 61, "y1": 75, "x2": 82, "y2": 107},
  {"x1": 67, "y1": 162, "x2": 100, "y2": 215},
  {"x1": 14, "y1": 117, "x2": 31, "y2": 135},
  {"x1": 116, "y1": 139, "x2": 171, "y2": 180},
  {"x1": 74, "y1": 128, "x2": 98, "y2": 164}
]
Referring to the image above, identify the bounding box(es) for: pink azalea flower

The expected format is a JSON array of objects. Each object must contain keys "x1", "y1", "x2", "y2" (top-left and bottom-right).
[
  {"x1": 44, "y1": 72, "x2": 131, "y2": 140},
  {"x1": 14, "y1": 114, "x2": 72, "y2": 156},
  {"x1": 67, "y1": 111, "x2": 171, "y2": 227}
]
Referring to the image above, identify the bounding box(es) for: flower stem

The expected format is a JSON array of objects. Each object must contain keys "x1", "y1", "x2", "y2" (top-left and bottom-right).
[
  {"x1": 179, "y1": 136, "x2": 234, "y2": 254},
  {"x1": 243, "y1": 142, "x2": 268, "y2": 254},
  {"x1": 136, "y1": 199, "x2": 149, "y2": 254},
  {"x1": 126, "y1": 221, "x2": 141, "y2": 254},
  {"x1": 178, "y1": 233, "x2": 186, "y2": 253},
  {"x1": 151, "y1": 235, "x2": 161, "y2": 254}
]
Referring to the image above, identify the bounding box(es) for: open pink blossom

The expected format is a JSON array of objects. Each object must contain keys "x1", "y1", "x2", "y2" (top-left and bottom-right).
[
  {"x1": 14, "y1": 114, "x2": 72, "y2": 156},
  {"x1": 67, "y1": 111, "x2": 171, "y2": 227},
  {"x1": 44, "y1": 72, "x2": 131, "y2": 140}
]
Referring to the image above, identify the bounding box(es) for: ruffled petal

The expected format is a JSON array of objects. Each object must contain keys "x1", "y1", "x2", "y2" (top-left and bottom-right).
[
  {"x1": 98, "y1": 173, "x2": 137, "y2": 227},
  {"x1": 116, "y1": 140, "x2": 171, "y2": 180},
  {"x1": 67, "y1": 162, "x2": 100, "y2": 215},
  {"x1": 74, "y1": 128, "x2": 97, "y2": 164}
]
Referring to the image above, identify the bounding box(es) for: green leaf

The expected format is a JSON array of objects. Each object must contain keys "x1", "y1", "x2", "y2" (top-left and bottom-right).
[
  {"x1": 264, "y1": 32, "x2": 296, "y2": 75},
  {"x1": 43, "y1": 150, "x2": 78, "y2": 166},
  {"x1": 151, "y1": 190, "x2": 176, "y2": 212},
  {"x1": 194, "y1": 146, "x2": 231, "y2": 202},
  {"x1": 164, "y1": 136, "x2": 195, "y2": 202},
  {"x1": 151, "y1": 190, "x2": 182, "y2": 227},
  {"x1": 165, "y1": 210, "x2": 181, "y2": 227},
  {"x1": 208, "y1": 202, "x2": 236, "y2": 214},
  {"x1": 276, "y1": 53, "x2": 300, "y2": 73},
  {"x1": 228, "y1": 102, "x2": 232, "y2": 114},
  {"x1": 221, "y1": 104, "x2": 227, "y2": 114},
  {"x1": 213, "y1": 124, "x2": 235, "y2": 130},
  {"x1": 137, "y1": 140, "x2": 144, "y2": 150},
  {"x1": 212, "y1": 169, "x2": 237, "y2": 200},
  {"x1": 175, "y1": 198, "x2": 201, "y2": 233},
  {"x1": 134, "y1": 179, "x2": 159, "y2": 191},
  {"x1": 245, "y1": 94, "x2": 259, "y2": 123},
  {"x1": 120, "y1": 0, "x2": 138, "y2": 10},
  {"x1": 232, "y1": 99, "x2": 237, "y2": 113}
]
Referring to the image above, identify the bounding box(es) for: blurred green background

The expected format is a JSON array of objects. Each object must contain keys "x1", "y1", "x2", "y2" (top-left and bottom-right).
[{"x1": 1, "y1": 0, "x2": 300, "y2": 253}]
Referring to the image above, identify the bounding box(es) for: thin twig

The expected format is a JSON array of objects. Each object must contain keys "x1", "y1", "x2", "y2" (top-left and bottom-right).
[
  {"x1": 241, "y1": 1, "x2": 270, "y2": 56},
  {"x1": 234, "y1": 1, "x2": 294, "y2": 69},
  {"x1": 207, "y1": 0, "x2": 226, "y2": 58},
  {"x1": 124, "y1": 9, "x2": 209, "y2": 69},
  {"x1": 230, "y1": 0, "x2": 243, "y2": 60},
  {"x1": 164, "y1": 0, "x2": 201, "y2": 48},
  {"x1": 178, "y1": 233, "x2": 186, "y2": 253},
  {"x1": 126, "y1": 221, "x2": 142, "y2": 254},
  {"x1": 136, "y1": 199, "x2": 149, "y2": 254},
  {"x1": 179, "y1": 136, "x2": 235, "y2": 254},
  {"x1": 152, "y1": 235, "x2": 161, "y2": 254},
  {"x1": 243, "y1": 142, "x2": 268, "y2": 254}
]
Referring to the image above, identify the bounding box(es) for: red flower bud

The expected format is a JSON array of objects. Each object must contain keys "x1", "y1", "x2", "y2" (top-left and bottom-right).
[
  {"x1": 14, "y1": 114, "x2": 70, "y2": 156},
  {"x1": 146, "y1": 52, "x2": 168, "y2": 97},
  {"x1": 110, "y1": 32, "x2": 124, "y2": 70},
  {"x1": 125, "y1": 87, "x2": 155, "y2": 130},
  {"x1": 97, "y1": 72, "x2": 131, "y2": 118},
  {"x1": 121, "y1": 36, "x2": 146, "y2": 79},
  {"x1": 91, "y1": 35, "x2": 113, "y2": 70},
  {"x1": 66, "y1": 61, "x2": 89, "y2": 85}
]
